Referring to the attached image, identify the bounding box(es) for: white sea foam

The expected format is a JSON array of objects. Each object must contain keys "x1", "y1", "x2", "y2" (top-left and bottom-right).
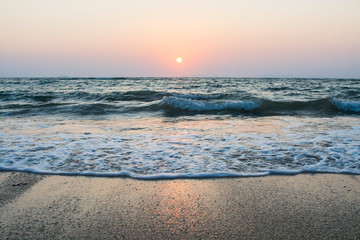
[
  {"x1": 163, "y1": 96, "x2": 260, "y2": 111},
  {"x1": 0, "y1": 117, "x2": 359, "y2": 179},
  {"x1": 332, "y1": 99, "x2": 360, "y2": 112}
]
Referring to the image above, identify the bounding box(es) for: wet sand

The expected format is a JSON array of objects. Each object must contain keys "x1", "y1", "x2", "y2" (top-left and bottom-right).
[{"x1": 1, "y1": 172, "x2": 360, "y2": 239}]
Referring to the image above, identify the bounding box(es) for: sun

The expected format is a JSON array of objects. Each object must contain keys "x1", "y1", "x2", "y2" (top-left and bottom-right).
[{"x1": 176, "y1": 57, "x2": 182, "y2": 63}]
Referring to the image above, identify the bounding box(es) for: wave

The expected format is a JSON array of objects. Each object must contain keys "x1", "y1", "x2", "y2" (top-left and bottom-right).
[
  {"x1": 163, "y1": 96, "x2": 260, "y2": 112},
  {"x1": 258, "y1": 98, "x2": 360, "y2": 115},
  {"x1": 332, "y1": 99, "x2": 360, "y2": 113},
  {"x1": 1, "y1": 92, "x2": 360, "y2": 117},
  {"x1": 259, "y1": 98, "x2": 338, "y2": 114},
  {"x1": 162, "y1": 97, "x2": 353, "y2": 115}
]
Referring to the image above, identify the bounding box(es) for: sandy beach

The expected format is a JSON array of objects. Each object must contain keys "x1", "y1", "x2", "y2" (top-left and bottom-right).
[{"x1": 1, "y1": 172, "x2": 359, "y2": 239}]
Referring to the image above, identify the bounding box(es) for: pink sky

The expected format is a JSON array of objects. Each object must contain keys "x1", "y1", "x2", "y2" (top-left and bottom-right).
[{"x1": 1, "y1": 0, "x2": 360, "y2": 77}]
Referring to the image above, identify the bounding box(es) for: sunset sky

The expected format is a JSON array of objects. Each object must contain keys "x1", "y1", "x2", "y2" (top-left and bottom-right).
[{"x1": 1, "y1": 0, "x2": 360, "y2": 78}]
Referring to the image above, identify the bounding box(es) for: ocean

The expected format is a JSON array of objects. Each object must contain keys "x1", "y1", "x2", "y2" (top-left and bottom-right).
[{"x1": 0, "y1": 77, "x2": 359, "y2": 179}]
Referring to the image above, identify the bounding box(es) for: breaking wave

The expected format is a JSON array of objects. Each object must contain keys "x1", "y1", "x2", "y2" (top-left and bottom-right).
[
  {"x1": 332, "y1": 99, "x2": 360, "y2": 113},
  {"x1": 163, "y1": 96, "x2": 260, "y2": 112}
]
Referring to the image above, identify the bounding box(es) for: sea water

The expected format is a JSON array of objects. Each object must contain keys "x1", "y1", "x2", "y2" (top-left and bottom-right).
[{"x1": 0, "y1": 78, "x2": 359, "y2": 179}]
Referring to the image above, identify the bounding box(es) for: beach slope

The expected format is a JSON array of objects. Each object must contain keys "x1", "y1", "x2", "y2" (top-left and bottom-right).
[{"x1": 1, "y1": 172, "x2": 360, "y2": 239}]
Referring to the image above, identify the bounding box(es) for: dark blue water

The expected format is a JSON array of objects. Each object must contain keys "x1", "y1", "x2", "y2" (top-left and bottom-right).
[{"x1": 1, "y1": 77, "x2": 359, "y2": 117}]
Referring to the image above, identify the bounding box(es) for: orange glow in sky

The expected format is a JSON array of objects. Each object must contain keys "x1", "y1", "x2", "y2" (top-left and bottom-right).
[{"x1": 0, "y1": 0, "x2": 359, "y2": 77}]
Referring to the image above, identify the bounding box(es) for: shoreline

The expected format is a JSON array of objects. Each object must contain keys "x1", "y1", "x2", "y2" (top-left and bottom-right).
[
  {"x1": 2, "y1": 169, "x2": 360, "y2": 180},
  {"x1": 1, "y1": 172, "x2": 360, "y2": 239}
]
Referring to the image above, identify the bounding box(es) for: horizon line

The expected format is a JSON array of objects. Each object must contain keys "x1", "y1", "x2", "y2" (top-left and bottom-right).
[{"x1": 1, "y1": 76, "x2": 359, "y2": 80}]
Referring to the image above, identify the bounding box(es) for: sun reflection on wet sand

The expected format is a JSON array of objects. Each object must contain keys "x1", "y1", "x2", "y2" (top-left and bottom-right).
[{"x1": 150, "y1": 180, "x2": 211, "y2": 237}]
